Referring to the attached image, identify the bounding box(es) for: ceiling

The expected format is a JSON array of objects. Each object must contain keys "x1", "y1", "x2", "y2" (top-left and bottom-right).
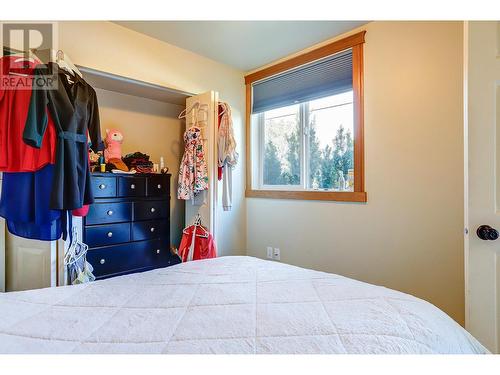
[{"x1": 114, "y1": 21, "x2": 368, "y2": 71}]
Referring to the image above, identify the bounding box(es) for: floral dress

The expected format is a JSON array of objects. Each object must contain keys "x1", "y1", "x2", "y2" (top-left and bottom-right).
[{"x1": 178, "y1": 127, "x2": 209, "y2": 200}]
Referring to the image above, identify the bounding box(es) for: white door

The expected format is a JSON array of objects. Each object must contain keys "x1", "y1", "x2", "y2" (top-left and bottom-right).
[
  {"x1": 184, "y1": 91, "x2": 219, "y2": 239},
  {"x1": 5, "y1": 235, "x2": 53, "y2": 291},
  {"x1": 1, "y1": 167, "x2": 57, "y2": 291},
  {"x1": 0, "y1": 175, "x2": 63, "y2": 291},
  {"x1": 466, "y1": 21, "x2": 500, "y2": 353}
]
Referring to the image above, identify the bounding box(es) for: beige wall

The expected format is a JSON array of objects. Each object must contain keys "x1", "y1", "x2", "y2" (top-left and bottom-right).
[
  {"x1": 58, "y1": 21, "x2": 247, "y2": 256},
  {"x1": 246, "y1": 22, "x2": 465, "y2": 324}
]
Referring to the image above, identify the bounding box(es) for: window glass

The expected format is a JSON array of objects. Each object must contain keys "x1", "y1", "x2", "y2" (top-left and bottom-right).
[
  {"x1": 258, "y1": 91, "x2": 354, "y2": 191},
  {"x1": 308, "y1": 91, "x2": 354, "y2": 191},
  {"x1": 263, "y1": 104, "x2": 301, "y2": 186}
]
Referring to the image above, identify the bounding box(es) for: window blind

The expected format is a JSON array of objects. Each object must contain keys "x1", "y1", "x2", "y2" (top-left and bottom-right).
[{"x1": 251, "y1": 49, "x2": 353, "y2": 114}]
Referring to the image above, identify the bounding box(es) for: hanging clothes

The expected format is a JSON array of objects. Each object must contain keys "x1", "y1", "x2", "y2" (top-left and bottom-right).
[
  {"x1": 23, "y1": 62, "x2": 103, "y2": 211},
  {"x1": 0, "y1": 164, "x2": 62, "y2": 241},
  {"x1": 0, "y1": 55, "x2": 57, "y2": 172},
  {"x1": 178, "y1": 126, "x2": 209, "y2": 200},
  {"x1": 0, "y1": 133, "x2": 94, "y2": 242},
  {"x1": 178, "y1": 221, "x2": 217, "y2": 262},
  {"x1": 217, "y1": 102, "x2": 238, "y2": 211},
  {"x1": 0, "y1": 57, "x2": 61, "y2": 241}
]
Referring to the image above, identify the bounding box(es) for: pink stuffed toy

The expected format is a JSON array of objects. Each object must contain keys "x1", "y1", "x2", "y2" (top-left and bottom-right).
[{"x1": 104, "y1": 129, "x2": 124, "y2": 162}]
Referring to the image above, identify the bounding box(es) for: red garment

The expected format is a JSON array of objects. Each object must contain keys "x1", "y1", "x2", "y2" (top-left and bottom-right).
[
  {"x1": 0, "y1": 56, "x2": 56, "y2": 172},
  {"x1": 178, "y1": 225, "x2": 217, "y2": 262},
  {"x1": 72, "y1": 205, "x2": 89, "y2": 217}
]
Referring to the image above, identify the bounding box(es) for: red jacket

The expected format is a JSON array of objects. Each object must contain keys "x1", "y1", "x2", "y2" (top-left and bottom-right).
[
  {"x1": 0, "y1": 56, "x2": 57, "y2": 172},
  {"x1": 179, "y1": 225, "x2": 217, "y2": 262}
]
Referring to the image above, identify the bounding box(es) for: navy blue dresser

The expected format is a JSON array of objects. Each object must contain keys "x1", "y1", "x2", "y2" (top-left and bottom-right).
[{"x1": 83, "y1": 172, "x2": 180, "y2": 280}]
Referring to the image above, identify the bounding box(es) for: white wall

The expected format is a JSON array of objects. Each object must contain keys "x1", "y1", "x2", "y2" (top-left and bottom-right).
[
  {"x1": 57, "y1": 21, "x2": 247, "y2": 256},
  {"x1": 246, "y1": 22, "x2": 465, "y2": 324}
]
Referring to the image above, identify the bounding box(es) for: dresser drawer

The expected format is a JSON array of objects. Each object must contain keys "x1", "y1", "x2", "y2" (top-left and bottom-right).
[
  {"x1": 92, "y1": 176, "x2": 117, "y2": 198},
  {"x1": 134, "y1": 200, "x2": 169, "y2": 221},
  {"x1": 85, "y1": 223, "x2": 131, "y2": 247},
  {"x1": 150, "y1": 244, "x2": 173, "y2": 268},
  {"x1": 87, "y1": 239, "x2": 166, "y2": 278},
  {"x1": 118, "y1": 176, "x2": 146, "y2": 197},
  {"x1": 132, "y1": 220, "x2": 168, "y2": 241},
  {"x1": 147, "y1": 175, "x2": 169, "y2": 197},
  {"x1": 86, "y1": 202, "x2": 132, "y2": 225}
]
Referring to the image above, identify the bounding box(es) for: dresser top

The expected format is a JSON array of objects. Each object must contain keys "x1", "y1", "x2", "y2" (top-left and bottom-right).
[{"x1": 91, "y1": 172, "x2": 171, "y2": 178}]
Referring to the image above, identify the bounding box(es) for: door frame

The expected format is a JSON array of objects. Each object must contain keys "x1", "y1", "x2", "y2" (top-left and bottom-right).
[
  {"x1": 464, "y1": 21, "x2": 500, "y2": 353},
  {"x1": 463, "y1": 20, "x2": 470, "y2": 331}
]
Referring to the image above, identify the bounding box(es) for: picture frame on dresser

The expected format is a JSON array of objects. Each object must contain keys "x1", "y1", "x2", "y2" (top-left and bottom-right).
[{"x1": 83, "y1": 172, "x2": 181, "y2": 280}]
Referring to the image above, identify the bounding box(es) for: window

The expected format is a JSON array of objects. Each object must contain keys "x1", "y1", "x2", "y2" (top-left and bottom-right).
[
  {"x1": 255, "y1": 92, "x2": 354, "y2": 192},
  {"x1": 245, "y1": 31, "x2": 366, "y2": 202}
]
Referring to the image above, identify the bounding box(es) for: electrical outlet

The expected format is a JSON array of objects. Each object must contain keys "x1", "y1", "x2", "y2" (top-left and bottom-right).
[
  {"x1": 273, "y1": 248, "x2": 280, "y2": 261},
  {"x1": 266, "y1": 246, "x2": 273, "y2": 259}
]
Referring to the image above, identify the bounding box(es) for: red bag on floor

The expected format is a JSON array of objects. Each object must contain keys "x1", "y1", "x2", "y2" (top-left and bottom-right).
[{"x1": 178, "y1": 223, "x2": 217, "y2": 262}]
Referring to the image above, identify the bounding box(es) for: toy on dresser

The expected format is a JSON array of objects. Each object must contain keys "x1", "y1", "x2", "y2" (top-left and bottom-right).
[
  {"x1": 104, "y1": 129, "x2": 129, "y2": 172},
  {"x1": 101, "y1": 128, "x2": 162, "y2": 174},
  {"x1": 104, "y1": 129, "x2": 124, "y2": 162}
]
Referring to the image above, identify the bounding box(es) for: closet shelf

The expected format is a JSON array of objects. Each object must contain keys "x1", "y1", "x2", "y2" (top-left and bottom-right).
[{"x1": 76, "y1": 65, "x2": 193, "y2": 105}]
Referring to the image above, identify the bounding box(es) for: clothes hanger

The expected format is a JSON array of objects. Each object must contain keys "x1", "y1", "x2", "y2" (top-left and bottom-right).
[
  {"x1": 178, "y1": 101, "x2": 199, "y2": 119},
  {"x1": 7, "y1": 51, "x2": 42, "y2": 76},
  {"x1": 218, "y1": 101, "x2": 228, "y2": 116},
  {"x1": 14, "y1": 48, "x2": 83, "y2": 79},
  {"x1": 179, "y1": 101, "x2": 200, "y2": 129},
  {"x1": 52, "y1": 50, "x2": 82, "y2": 81},
  {"x1": 55, "y1": 50, "x2": 83, "y2": 78},
  {"x1": 182, "y1": 219, "x2": 209, "y2": 237},
  {"x1": 193, "y1": 104, "x2": 209, "y2": 132},
  {"x1": 8, "y1": 48, "x2": 40, "y2": 63},
  {"x1": 182, "y1": 213, "x2": 209, "y2": 238},
  {"x1": 33, "y1": 49, "x2": 82, "y2": 78},
  {"x1": 194, "y1": 214, "x2": 209, "y2": 238},
  {"x1": 64, "y1": 227, "x2": 88, "y2": 266},
  {"x1": 178, "y1": 102, "x2": 209, "y2": 129},
  {"x1": 182, "y1": 226, "x2": 209, "y2": 238},
  {"x1": 13, "y1": 53, "x2": 36, "y2": 64}
]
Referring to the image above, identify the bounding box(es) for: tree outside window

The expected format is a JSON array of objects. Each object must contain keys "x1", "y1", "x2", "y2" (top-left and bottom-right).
[{"x1": 261, "y1": 91, "x2": 354, "y2": 191}]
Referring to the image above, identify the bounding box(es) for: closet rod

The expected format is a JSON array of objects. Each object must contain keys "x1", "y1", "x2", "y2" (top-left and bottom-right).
[{"x1": 2, "y1": 47, "x2": 195, "y2": 105}]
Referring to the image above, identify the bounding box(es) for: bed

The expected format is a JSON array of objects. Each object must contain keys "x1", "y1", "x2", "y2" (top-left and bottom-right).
[{"x1": 0, "y1": 256, "x2": 488, "y2": 354}]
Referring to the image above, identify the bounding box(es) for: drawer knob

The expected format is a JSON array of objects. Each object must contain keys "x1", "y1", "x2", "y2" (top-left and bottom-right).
[
  {"x1": 107, "y1": 210, "x2": 113, "y2": 216},
  {"x1": 130, "y1": 184, "x2": 136, "y2": 190},
  {"x1": 99, "y1": 184, "x2": 106, "y2": 190},
  {"x1": 100, "y1": 259, "x2": 106, "y2": 264},
  {"x1": 150, "y1": 207, "x2": 156, "y2": 213},
  {"x1": 157, "y1": 184, "x2": 162, "y2": 189},
  {"x1": 156, "y1": 249, "x2": 160, "y2": 254},
  {"x1": 107, "y1": 232, "x2": 113, "y2": 238},
  {"x1": 150, "y1": 227, "x2": 155, "y2": 232}
]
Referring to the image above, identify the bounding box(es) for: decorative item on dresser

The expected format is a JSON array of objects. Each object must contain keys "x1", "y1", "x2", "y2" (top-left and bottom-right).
[{"x1": 83, "y1": 172, "x2": 180, "y2": 280}]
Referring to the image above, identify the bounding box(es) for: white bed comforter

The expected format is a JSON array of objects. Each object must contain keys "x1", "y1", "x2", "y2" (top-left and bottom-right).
[{"x1": 0, "y1": 256, "x2": 488, "y2": 354}]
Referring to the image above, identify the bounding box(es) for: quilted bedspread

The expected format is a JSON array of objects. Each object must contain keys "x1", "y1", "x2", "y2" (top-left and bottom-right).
[{"x1": 0, "y1": 256, "x2": 488, "y2": 354}]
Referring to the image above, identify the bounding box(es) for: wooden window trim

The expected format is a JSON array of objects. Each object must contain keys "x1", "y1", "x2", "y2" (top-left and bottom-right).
[{"x1": 245, "y1": 31, "x2": 367, "y2": 203}]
